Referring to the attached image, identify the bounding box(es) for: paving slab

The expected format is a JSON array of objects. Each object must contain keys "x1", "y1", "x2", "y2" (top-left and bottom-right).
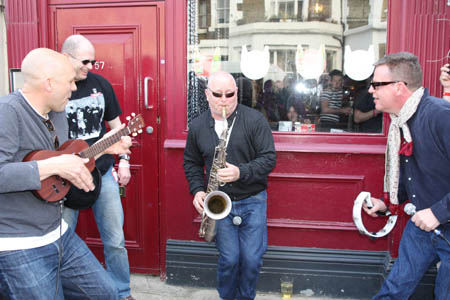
[{"x1": 130, "y1": 274, "x2": 351, "y2": 300}]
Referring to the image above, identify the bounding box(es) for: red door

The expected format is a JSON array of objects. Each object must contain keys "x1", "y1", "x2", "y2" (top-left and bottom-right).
[{"x1": 50, "y1": 3, "x2": 164, "y2": 274}]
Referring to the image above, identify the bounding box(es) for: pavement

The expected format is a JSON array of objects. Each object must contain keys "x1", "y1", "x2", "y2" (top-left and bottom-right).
[{"x1": 130, "y1": 274, "x2": 347, "y2": 300}]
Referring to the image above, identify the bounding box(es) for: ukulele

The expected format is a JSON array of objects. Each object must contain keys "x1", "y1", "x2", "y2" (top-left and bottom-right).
[{"x1": 24, "y1": 113, "x2": 145, "y2": 206}]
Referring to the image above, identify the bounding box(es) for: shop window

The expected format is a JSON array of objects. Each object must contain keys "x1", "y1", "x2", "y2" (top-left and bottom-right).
[
  {"x1": 270, "y1": 49, "x2": 297, "y2": 73},
  {"x1": 269, "y1": 0, "x2": 303, "y2": 21},
  {"x1": 187, "y1": 0, "x2": 387, "y2": 134},
  {"x1": 198, "y1": 0, "x2": 209, "y2": 29},
  {"x1": 308, "y1": 0, "x2": 331, "y2": 21},
  {"x1": 381, "y1": 0, "x2": 387, "y2": 22},
  {"x1": 217, "y1": 0, "x2": 230, "y2": 24},
  {"x1": 379, "y1": 43, "x2": 386, "y2": 59},
  {"x1": 346, "y1": 0, "x2": 370, "y2": 29},
  {"x1": 325, "y1": 49, "x2": 337, "y2": 72}
]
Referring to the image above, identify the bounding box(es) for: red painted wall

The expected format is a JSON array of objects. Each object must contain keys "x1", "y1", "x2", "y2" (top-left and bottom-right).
[
  {"x1": 5, "y1": 0, "x2": 41, "y2": 68},
  {"x1": 388, "y1": 0, "x2": 450, "y2": 98}
]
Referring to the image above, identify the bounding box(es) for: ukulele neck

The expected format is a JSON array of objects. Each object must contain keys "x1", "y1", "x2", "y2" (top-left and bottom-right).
[{"x1": 79, "y1": 127, "x2": 130, "y2": 159}]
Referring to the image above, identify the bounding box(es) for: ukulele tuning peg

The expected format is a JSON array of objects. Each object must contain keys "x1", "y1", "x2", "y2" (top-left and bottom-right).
[
  {"x1": 126, "y1": 116, "x2": 131, "y2": 121},
  {"x1": 131, "y1": 112, "x2": 136, "y2": 117}
]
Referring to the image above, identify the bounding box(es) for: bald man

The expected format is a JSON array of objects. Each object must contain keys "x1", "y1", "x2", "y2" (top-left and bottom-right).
[
  {"x1": 61, "y1": 34, "x2": 134, "y2": 300},
  {"x1": 183, "y1": 71, "x2": 276, "y2": 300},
  {"x1": 0, "y1": 48, "x2": 130, "y2": 299}
]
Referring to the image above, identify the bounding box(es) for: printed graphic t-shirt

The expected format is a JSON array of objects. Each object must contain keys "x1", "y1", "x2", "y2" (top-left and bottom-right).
[{"x1": 66, "y1": 72, "x2": 122, "y2": 174}]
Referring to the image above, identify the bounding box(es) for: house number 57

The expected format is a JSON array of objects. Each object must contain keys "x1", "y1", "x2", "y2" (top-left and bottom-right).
[{"x1": 94, "y1": 61, "x2": 105, "y2": 70}]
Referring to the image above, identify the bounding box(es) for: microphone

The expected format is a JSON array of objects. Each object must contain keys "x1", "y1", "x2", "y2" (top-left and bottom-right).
[
  {"x1": 403, "y1": 203, "x2": 444, "y2": 237},
  {"x1": 403, "y1": 203, "x2": 417, "y2": 216}
]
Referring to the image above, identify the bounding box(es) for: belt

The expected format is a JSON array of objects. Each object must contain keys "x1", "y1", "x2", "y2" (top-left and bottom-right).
[{"x1": 231, "y1": 190, "x2": 262, "y2": 202}]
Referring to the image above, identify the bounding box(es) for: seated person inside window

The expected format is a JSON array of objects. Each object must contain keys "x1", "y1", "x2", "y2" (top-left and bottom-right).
[
  {"x1": 256, "y1": 80, "x2": 280, "y2": 123},
  {"x1": 277, "y1": 74, "x2": 297, "y2": 116},
  {"x1": 319, "y1": 69, "x2": 352, "y2": 132},
  {"x1": 286, "y1": 94, "x2": 311, "y2": 124},
  {"x1": 236, "y1": 76, "x2": 253, "y2": 108}
]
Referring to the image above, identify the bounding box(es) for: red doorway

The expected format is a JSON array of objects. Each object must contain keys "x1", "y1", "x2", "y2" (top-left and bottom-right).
[{"x1": 49, "y1": 2, "x2": 165, "y2": 274}]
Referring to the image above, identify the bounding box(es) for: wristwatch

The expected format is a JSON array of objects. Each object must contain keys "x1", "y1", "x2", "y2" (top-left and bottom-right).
[{"x1": 119, "y1": 154, "x2": 130, "y2": 161}]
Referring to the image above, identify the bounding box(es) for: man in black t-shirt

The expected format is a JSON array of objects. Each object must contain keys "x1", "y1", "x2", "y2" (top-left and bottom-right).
[
  {"x1": 61, "y1": 35, "x2": 134, "y2": 300},
  {"x1": 353, "y1": 87, "x2": 383, "y2": 133}
]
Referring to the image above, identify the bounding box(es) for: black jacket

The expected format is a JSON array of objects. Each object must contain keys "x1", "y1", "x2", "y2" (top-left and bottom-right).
[{"x1": 183, "y1": 104, "x2": 276, "y2": 201}]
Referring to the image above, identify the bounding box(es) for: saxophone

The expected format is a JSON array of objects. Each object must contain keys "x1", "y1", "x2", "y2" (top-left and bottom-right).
[{"x1": 198, "y1": 107, "x2": 232, "y2": 242}]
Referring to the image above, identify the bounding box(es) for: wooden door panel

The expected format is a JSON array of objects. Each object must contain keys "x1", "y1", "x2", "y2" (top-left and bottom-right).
[{"x1": 53, "y1": 4, "x2": 161, "y2": 273}]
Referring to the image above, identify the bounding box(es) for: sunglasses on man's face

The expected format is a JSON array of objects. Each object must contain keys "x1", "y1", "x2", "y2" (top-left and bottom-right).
[
  {"x1": 80, "y1": 59, "x2": 96, "y2": 66},
  {"x1": 208, "y1": 89, "x2": 235, "y2": 98},
  {"x1": 68, "y1": 53, "x2": 96, "y2": 66},
  {"x1": 370, "y1": 81, "x2": 407, "y2": 89}
]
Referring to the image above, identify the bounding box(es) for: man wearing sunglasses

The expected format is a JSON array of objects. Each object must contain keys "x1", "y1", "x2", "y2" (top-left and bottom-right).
[
  {"x1": 61, "y1": 35, "x2": 135, "y2": 300},
  {"x1": 0, "y1": 48, "x2": 131, "y2": 299},
  {"x1": 363, "y1": 52, "x2": 450, "y2": 300},
  {"x1": 184, "y1": 71, "x2": 276, "y2": 300}
]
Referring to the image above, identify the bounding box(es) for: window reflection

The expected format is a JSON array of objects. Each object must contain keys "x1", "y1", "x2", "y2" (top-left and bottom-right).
[{"x1": 187, "y1": 0, "x2": 387, "y2": 134}]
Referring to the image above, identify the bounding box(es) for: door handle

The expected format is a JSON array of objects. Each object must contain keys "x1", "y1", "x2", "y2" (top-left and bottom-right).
[{"x1": 144, "y1": 76, "x2": 154, "y2": 110}]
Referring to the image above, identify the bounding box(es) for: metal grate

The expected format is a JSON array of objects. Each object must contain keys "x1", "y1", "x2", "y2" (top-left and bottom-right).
[{"x1": 187, "y1": 0, "x2": 209, "y2": 126}]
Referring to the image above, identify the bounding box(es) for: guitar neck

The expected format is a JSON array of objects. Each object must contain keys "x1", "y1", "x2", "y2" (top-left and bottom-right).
[{"x1": 79, "y1": 127, "x2": 130, "y2": 159}]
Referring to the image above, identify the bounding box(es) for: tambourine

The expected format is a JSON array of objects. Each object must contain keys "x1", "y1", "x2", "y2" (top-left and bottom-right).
[{"x1": 352, "y1": 191, "x2": 398, "y2": 239}]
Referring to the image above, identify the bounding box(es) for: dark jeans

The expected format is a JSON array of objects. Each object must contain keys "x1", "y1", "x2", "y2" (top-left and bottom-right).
[
  {"x1": 0, "y1": 228, "x2": 117, "y2": 300},
  {"x1": 216, "y1": 190, "x2": 268, "y2": 300},
  {"x1": 63, "y1": 165, "x2": 130, "y2": 298},
  {"x1": 372, "y1": 221, "x2": 450, "y2": 300}
]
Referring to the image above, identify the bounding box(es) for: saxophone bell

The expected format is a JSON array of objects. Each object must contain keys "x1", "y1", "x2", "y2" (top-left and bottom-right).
[{"x1": 203, "y1": 190, "x2": 232, "y2": 220}]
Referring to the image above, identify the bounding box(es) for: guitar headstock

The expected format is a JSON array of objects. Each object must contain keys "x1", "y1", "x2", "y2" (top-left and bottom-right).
[{"x1": 126, "y1": 113, "x2": 145, "y2": 137}]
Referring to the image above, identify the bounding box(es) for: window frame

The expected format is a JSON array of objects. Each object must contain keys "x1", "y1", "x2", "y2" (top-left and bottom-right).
[{"x1": 185, "y1": 0, "x2": 389, "y2": 142}]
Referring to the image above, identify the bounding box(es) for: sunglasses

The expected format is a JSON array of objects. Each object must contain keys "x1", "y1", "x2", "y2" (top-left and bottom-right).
[
  {"x1": 208, "y1": 88, "x2": 235, "y2": 98},
  {"x1": 43, "y1": 119, "x2": 60, "y2": 149},
  {"x1": 370, "y1": 81, "x2": 407, "y2": 89},
  {"x1": 68, "y1": 53, "x2": 96, "y2": 66}
]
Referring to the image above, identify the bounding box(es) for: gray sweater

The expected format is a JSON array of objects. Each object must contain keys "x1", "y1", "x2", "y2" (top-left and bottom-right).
[{"x1": 0, "y1": 91, "x2": 68, "y2": 238}]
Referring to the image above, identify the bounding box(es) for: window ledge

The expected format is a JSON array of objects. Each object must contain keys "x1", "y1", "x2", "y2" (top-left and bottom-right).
[
  {"x1": 164, "y1": 138, "x2": 386, "y2": 155},
  {"x1": 275, "y1": 142, "x2": 386, "y2": 154}
]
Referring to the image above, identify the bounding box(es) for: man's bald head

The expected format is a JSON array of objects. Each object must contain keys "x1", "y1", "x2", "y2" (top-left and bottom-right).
[
  {"x1": 208, "y1": 71, "x2": 237, "y2": 90},
  {"x1": 21, "y1": 48, "x2": 73, "y2": 89},
  {"x1": 21, "y1": 48, "x2": 76, "y2": 115},
  {"x1": 61, "y1": 34, "x2": 95, "y2": 57},
  {"x1": 61, "y1": 35, "x2": 95, "y2": 81}
]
